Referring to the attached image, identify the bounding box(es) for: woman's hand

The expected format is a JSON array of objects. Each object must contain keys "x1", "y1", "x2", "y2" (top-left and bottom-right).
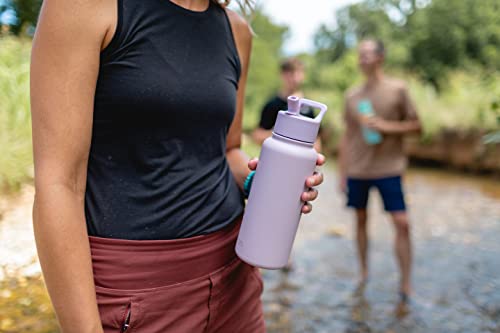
[{"x1": 248, "y1": 153, "x2": 326, "y2": 214}]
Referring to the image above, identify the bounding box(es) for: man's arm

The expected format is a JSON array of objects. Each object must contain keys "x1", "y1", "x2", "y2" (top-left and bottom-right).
[
  {"x1": 251, "y1": 127, "x2": 273, "y2": 145},
  {"x1": 366, "y1": 83, "x2": 422, "y2": 135},
  {"x1": 365, "y1": 117, "x2": 421, "y2": 134}
]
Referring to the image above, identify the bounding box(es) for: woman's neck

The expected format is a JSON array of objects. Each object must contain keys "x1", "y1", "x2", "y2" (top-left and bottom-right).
[{"x1": 170, "y1": 0, "x2": 210, "y2": 11}]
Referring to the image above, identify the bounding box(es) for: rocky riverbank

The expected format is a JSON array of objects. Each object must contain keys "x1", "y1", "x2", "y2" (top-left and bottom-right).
[{"x1": 405, "y1": 130, "x2": 500, "y2": 174}]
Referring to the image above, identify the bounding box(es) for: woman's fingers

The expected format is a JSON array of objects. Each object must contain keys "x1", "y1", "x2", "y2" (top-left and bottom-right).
[
  {"x1": 248, "y1": 158, "x2": 258, "y2": 171},
  {"x1": 301, "y1": 188, "x2": 318, "y2": 202},
  {"x1": 316, "y1": 153, "x2": 326, "y2": 166},
  {"x1": 307, "y1": 171, "x2": 324, "y2": 187},
  {"x1": 302, "y1": 202, "x2": 313, "y2": 214},
  {"x1": 300, "y1": 155, "x2": 325, "y2": 215}
]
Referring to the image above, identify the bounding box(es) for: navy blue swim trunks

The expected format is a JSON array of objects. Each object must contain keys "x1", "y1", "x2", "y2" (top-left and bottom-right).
[{"x1": 347, "y1": 175, "x2": 406, "y2": 212}]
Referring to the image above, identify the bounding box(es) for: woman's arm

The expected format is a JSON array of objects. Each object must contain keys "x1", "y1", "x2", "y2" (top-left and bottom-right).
[
  {"x1": 30, "y1": 0, "x2": 112, "y2": 331},
  {"x1": 224, "y1": 9, "x2": 253, "y2": 190},
  {"x1": 251, "y1": 127, "x2": 273, "y2": 146},
  {"x1": 224, "y1": 10, "x2": 324, "y2": 213}
]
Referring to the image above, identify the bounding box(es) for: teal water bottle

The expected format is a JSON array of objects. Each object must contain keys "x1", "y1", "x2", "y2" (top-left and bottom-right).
[{"x1": 358, "y1": 99, "x2": 382, "y2": 145}]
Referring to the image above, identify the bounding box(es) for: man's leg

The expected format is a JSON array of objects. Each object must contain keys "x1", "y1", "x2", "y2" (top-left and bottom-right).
[
  {"x1": 355, "y1": 208, "x2": 369, "y2": 282},
  {"x1": 376, "y1": 176, "x2": 412, "y2": 297},
  {"x1": 390, "y1": 211, "x2": 412, "y2": 296},
  {"x1": 346, "y1": 178, "x2": 371, "y2": 283}
]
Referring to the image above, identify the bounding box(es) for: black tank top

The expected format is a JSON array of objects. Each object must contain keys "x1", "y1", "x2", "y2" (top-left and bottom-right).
[{"x1": 85, "y1": 0, "x2": 244, "y2": 240}]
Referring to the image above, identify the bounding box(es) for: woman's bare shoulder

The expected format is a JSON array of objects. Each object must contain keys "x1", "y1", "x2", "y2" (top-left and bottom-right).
[
  {"x1": 34, "y1": 0, "x2": 111, "y2": 49},
  {"x1": 225, "y1": 9, "x2": 252, "y2": 34},
  {"x1": 224, "y1": 8, "x2": 253, "y2": 52}
]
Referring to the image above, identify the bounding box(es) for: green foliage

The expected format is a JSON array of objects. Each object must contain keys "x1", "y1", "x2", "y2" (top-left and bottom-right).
[
  {"x1": 303, "y1": 52, "x2": 361, "y2": 149},
  {"x1": 304, "y1": 50, "x2": 500, "y2": 147},
  {"x1": 11, "y1": 0, "x2": 42, "y2": 35},
  {"x1": 408, "y1": 71, "x2": 500, "y2": 140},
  {"x1": 482, "y1": 94, "x2": 500, "y2": 144},
  {"x1": 0, "y1": 3, "x2": 499, "y2": 193},
  {"x1": 308, "y1": 51, "x2": 361, "y2": 93},
  {"x1": 1, "y1": 0, "x2": 42, "y2": 36},
  {"x1": 243, "y1": 8, "x2": 288, "y2": 131},
  {"x1": 307, "y1": 0, "x2": 500, "y2": 149},
  {"x1": 241, "y1": 134, "x2": 261, "y2": 158},
  {"x1": 0, "y1": 36, "x2": 33, "y2": 192},
  {"x1": 314, "y1": 0, "x2": 417, "y2": 67},
  {"x1": 315, "y1": 0, "x2": 500, "y2": 88}
]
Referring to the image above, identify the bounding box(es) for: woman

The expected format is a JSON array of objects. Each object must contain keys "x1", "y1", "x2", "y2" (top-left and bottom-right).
[{"x1": 30, "y1": 0, "x2": 325, "y2": 332}]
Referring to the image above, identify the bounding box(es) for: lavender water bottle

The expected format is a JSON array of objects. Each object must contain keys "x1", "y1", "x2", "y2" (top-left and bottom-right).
[{"x1": 236, "y1": 96, "x2": 328, "y2": 269}]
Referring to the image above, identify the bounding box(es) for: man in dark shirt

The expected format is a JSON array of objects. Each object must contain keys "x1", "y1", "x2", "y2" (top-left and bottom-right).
[{"x1": 252, "y1": 58, "x2": 322, "y2": 151}]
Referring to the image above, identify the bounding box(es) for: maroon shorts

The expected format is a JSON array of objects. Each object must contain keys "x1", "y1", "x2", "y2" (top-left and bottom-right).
[{"x1": 89, "y1": 217, "x2": 265, "y2": 333}]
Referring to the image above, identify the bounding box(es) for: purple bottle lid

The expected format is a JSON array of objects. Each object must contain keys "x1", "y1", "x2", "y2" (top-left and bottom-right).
[
  {"x1": 273, "y1": 96, "x2": 328, "y2": 144},
  {"x1": 287, "y1": 96, "x2": 301, "y2": 115}
]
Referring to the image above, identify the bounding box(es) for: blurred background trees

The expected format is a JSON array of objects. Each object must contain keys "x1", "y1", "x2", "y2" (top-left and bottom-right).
[
  {"x1": 0, "y1": 0, "x2": 41, "y2": 35},
  {"x1": 312, "y1": 0, "x2": 500, "y2": 90},
  {"x1": 0, "y1": 0, "x2": 499, "y2": 189},
  {"x1": 245, "y1": 0, "x2": 500, "y2": 147},
  {"x1": 306, "y1": 0, "x2": 500, "y2": 148}
]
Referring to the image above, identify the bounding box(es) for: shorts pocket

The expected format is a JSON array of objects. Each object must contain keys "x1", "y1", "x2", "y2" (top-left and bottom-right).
[
  {"x1": 133, "y1": 279, "x2": 211, "y2": 333},
  {"x1": 95, "y1": 287, "x2": 142, "y2": 332},
  {"x1": 247, "y1": 264, "x2": 264, "y2": 295}
]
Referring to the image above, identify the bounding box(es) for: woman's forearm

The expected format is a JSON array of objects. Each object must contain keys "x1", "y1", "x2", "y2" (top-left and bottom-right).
[
  {"x1": 226, "y1": 148, "x2": 251, "y2": 190},
  {"x1": 33, "y1": 183, "x2": 103, "y2": 333}
]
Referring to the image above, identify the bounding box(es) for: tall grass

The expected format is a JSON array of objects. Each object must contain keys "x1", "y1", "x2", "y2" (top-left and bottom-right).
[{"x1": 0, "y1": 37, "x2": 32, "y2": 192}]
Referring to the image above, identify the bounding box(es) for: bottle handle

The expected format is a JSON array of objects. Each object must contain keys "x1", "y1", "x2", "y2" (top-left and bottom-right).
[
  {"x1": 300, "y1": 98, "x2": 328, "y2": 122},
  {"x1": 287, "y1": 96, "x2": 328, "y2": 122}
]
